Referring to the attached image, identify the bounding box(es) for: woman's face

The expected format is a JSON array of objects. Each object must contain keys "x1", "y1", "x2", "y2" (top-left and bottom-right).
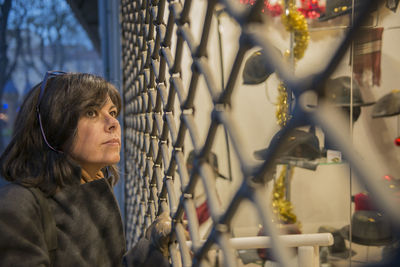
[{"x1": 69, "y1": 96, "x2": 121, "y2": 177}]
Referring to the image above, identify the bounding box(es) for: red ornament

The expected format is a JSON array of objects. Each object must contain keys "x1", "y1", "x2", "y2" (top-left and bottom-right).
[
  {"x1": 395, "y1": 137, "x2": 400, "y2": 146},
  {"x1": 384, "y1": 175, "x2": 393, "y2": 181},
  {"x1": 353, "y1": 193, "x2": 375, "y2": 211},
  {"x1": 239, "y1": 0, "x2": 325, "y2": 19},
  {"x1": 265, "y1": 1, "x2": 283, "y2": 16},
  {"x1": 298, "y1": 0, "x2": 325, "y2": 19}
]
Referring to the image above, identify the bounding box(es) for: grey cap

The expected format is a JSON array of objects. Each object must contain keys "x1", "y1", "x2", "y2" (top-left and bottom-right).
[
  {"x1": 323, "y1": 76, "x2": 375, "y2": 107},
  {"x1": 372, "y1": 90, "x2": 400, "y2": 118},
  {"x1": 242, "y1": 48, "x2": 280, "y2": 85},
  {"x1": 340, "y1": 210, "x2": 396, "y2": 246},
  {"x1": 254, "y1": 128, "x2": 321, "y2": 161}
]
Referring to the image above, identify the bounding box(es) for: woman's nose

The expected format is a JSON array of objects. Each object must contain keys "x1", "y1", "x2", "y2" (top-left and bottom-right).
[{"x1": 105, "y1": 115, "x2": 120, "y2": 132}]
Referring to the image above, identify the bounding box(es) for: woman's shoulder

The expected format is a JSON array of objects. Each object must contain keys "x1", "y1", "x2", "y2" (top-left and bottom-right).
[
  {"x1": 0, "y1": 183, "x2": 39, "y2": 213},
  {"x1": 0, "y1": 182, "x2": 35, "y2": 197}
]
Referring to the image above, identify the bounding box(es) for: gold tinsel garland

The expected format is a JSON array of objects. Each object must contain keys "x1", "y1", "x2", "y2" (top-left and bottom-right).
[
  {"x1": 275, "y1": 1, "x2": 310, "y2": 127},
  {"x1": 271, "y1": 1, "x2": 310, "y2": 224},
  {"x1": 275, "y1": 82, "x2": 289, "y2": 128},
  {"x1": 280, "y1": 1, "x2": 310, "y2": 61},
  {"x1": 272, "y1": 165, "x2": 297, "y2": 224}
]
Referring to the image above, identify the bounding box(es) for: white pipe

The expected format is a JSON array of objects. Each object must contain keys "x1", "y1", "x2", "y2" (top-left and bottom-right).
[
  {"x1": 186, "y1": 233, "x2": 333, "y2": 250},
  {"x1": 298, "y1": 246, "x2": 314, "y2": 267}
]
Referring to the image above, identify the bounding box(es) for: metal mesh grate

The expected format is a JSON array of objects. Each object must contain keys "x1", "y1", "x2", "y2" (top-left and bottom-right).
[{"x1": 120, "y1": 0, "x2": 397, "y2": 266}]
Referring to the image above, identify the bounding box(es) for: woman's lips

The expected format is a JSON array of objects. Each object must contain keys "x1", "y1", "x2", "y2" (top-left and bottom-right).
[{"x1": 103, "y1": 138, "x2": 120, "y2": 146}]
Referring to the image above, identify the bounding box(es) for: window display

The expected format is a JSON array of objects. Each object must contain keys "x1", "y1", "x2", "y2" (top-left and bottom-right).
[{"x1": 121, "y1": 0, "x2": 400, "y2": 265}]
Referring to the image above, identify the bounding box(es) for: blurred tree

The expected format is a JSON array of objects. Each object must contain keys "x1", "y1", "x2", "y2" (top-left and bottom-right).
[
  {"x1": 0, "y1": 0, "x2": 96, "y2": 152},
  {"x1": 0, "y1": 0, "x2": 23, "y2": 151},
  {"x1": 21, "y1": 0, "x2": 86, "y2": 75}
]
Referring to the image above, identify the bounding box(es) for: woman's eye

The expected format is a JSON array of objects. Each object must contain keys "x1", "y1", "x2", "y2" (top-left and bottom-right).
[
  {"x1": 86, "y1": 110, "x2": 97, "y2": 117},
  {"x1": 110, "y1": 110, "x2": 117, "y2": 117}
]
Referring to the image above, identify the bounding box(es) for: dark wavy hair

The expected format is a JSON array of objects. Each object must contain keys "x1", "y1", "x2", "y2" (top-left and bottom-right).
[{"x1": 0, "y1": 73, "x2": 121, "y2": 195}]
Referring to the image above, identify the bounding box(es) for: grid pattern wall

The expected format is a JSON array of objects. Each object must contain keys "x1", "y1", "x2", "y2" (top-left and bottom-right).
[{"x1": 120, "y1": 0, "x2": 397, "y2": 266}]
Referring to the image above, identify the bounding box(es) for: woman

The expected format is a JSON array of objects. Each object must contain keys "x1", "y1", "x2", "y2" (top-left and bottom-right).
[{"x1": 0, "y1": 72, "x2": 169, "y2": 266}]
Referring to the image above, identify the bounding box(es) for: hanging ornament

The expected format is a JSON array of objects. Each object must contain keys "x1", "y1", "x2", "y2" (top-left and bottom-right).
[
  {"x1": 239, "y1": 0, "x2": 253, "y2": 5},
  {"x1": 298, "y1": 0, "x2": 325, "y2": 19},
  {"x1": 265, "y1": 0, "x2": 284, "y2": 16},
  {"x1": 276, "y1": 81, "x2": 290, "y2": 127},
  {"x1": 238, "y1": 0, "x2": 283, "y2": 17},
  {"x1": 271, "y1": 165, "x2": 298, "y2": 224},
  {"x1": 275, "y1": 1, "x2": 309, "y2": 127},
  {"x1": 270, "y1": 1, "x2": 310, "y2": 228},
  {"x1": 280, "y1": 0, "x2": 310, "y2": 61},
  {"x1": 239, "y1": 0, "x2": 325, "y2": 19},
  {"x1": 395, "y1": 137, "x2": 400, "y2": 146}
]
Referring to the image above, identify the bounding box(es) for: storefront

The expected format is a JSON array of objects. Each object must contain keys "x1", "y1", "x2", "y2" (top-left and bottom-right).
[{"x1": 120, "y1": 1, "x2": 400, "y2": 266}]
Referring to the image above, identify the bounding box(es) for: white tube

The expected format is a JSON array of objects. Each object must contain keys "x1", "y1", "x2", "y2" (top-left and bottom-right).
[
  {"x1": 186, "y1": 233, "x2": 333, "y2": 250},
  {"x1": 298, "y1": 246, "x2": 314, "y2": 267}
]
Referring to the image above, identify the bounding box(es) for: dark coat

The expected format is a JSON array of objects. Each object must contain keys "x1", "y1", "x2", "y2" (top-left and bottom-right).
[{"x1": 0, "y1": 178, "x2": 169, "y2": 267}]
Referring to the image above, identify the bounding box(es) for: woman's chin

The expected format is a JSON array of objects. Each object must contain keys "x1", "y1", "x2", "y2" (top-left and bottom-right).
[{"x1": 109, "y1": 157, "x2": 121, "y2": 165}]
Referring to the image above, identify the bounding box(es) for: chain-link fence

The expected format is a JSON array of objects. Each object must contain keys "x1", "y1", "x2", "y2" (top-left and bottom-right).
[{"x1": 121, "y1": 0, "x2": 399, "y2": 266}]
